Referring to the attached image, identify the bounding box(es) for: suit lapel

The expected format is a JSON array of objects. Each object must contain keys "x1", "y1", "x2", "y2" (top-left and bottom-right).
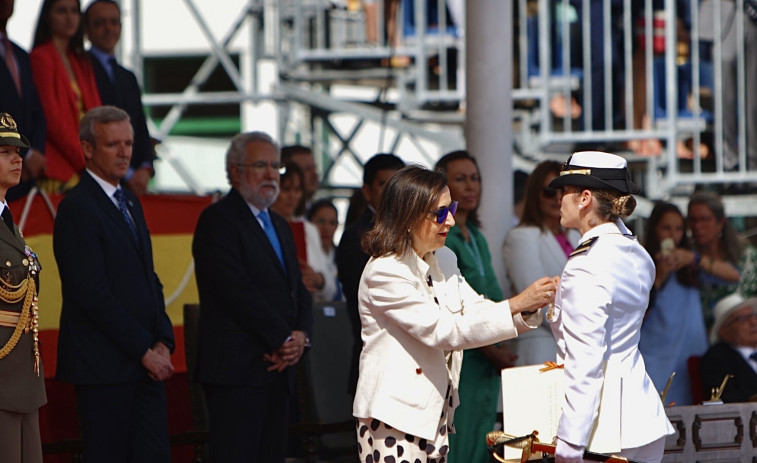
[
  {"x1": 229, "y1": 190, "x2": 288, "y2": 278},
  {"x1": 0, "y1": 219, "x2": 25, "y2": 254},
  {"x1": 81, "y1": 172, "x2": 142, "y2": 251}
]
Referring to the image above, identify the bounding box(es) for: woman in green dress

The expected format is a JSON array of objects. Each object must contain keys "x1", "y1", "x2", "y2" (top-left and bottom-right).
[{"x1": 435, "y1": 151, "x2": 515, "y2": 463}]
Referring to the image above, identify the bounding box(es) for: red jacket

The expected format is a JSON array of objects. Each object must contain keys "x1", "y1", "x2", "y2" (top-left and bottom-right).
[{"x1": 30, "y1": 42, "x2": 101, "y2": 182}]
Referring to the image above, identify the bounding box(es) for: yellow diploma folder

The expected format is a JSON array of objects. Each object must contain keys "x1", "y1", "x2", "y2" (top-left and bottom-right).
[{"x1": 500, "y1": 361, "x2": 621, "y2": 460}]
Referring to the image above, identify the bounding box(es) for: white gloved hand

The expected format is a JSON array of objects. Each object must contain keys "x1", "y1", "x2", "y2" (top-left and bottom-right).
[{"x1": 555, "y1": 437, "x2": 585, "y2": 463}]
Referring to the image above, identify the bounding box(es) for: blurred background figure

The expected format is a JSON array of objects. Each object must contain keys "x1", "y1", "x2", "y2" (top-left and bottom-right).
[
  {"x1": 307, "y1": 198, "x2": 342, "y2": 301},
  {"x1": 435, "y1": 150, "x2": 516, "y2": 463},
  {"x1": 84, "y1": 0, "x2": 155, "y2": 195},
  {"x1": 687, "y1": 190, "x2": 757, "y2": 332},
  {"x1": 639, "y1": 201, "x2": 707, "y2": 406},
  {"x1": 270, "y1": 162, "x2": 337, "y2": 302},
  {"x1": 337, "y1": 152, "x2": 404, "y2": 397},
  {"x1": 0, "y1": 0, "x2": 47, "y2": 202},
  {"x1": 282, "y1": 145, "x2": 319, "y2": 215},
  {"x1": 503, "y1": 160, "x2": 580, "y2": 365},
  {"x1": 31, "y1": 0, "x2": 101, "y2": 193},
  {"x1": 700, "y1": 292, "x2": 757, "y2": 403}
]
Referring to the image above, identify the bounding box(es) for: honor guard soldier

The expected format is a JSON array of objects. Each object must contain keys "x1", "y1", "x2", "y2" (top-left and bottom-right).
[{"x1": 0, "y1": 113, "x2": 45, "y2": 463}]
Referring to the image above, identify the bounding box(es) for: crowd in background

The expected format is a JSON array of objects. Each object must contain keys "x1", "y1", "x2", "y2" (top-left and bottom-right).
[{"x1": 3, "y1": 0, "x2": 757, "y2": 461}]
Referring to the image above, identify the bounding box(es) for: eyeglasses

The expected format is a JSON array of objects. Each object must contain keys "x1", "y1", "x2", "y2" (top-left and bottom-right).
[
  {"x1": 542, "y1": 187, "x2": 558, "y2": 198},
  {"x1": 237, "y1": 161, "x2": 286, "y2": 175},
  {"x1": 430, "y1": 201, "x2": 458, "y2": 224}
]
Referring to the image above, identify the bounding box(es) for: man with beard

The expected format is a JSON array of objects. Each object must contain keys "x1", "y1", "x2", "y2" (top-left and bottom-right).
[{"x1": 192, "y1": 131, "x2": 313, "y2": 463}]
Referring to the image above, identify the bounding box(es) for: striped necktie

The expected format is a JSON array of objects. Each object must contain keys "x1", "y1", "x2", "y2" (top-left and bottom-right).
[{"x1": 113, "y1": 189, "x2": 138, "y2": 242}]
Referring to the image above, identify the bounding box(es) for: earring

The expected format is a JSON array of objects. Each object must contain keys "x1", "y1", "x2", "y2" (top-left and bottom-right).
[{"x1": 577, "y1": 204, "x2": 583, "y2": 210}]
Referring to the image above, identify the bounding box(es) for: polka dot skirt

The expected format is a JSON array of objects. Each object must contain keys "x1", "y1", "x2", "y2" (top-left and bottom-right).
[{"x1": 355, "y1": 383, "x2": 454, "y2": 463}]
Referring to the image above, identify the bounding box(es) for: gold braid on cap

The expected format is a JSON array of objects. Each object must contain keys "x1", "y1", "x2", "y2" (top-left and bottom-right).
[{"x1": 0, "y1": 276, "x2": 40, "y2": 375}]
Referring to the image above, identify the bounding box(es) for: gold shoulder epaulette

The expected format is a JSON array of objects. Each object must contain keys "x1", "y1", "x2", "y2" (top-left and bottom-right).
[{"x1": 570, "y1": 236, "x2": 598, "y2": 258}]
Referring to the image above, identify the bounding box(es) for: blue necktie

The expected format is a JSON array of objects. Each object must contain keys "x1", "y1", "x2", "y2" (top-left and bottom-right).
[
  {"x1": 258, "y1": 210, "x2": 285, "y2": 270},
  {"x1": 113, "y1": 189, "x2": 138, "y2": 242}
]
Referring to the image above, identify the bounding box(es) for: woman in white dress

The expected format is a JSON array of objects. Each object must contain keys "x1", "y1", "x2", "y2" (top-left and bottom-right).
[{"x1": 503, "y1": 160, "x2": 581, "y2": 365}]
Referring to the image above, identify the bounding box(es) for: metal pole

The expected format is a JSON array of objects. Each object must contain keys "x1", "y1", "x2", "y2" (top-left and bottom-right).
[{"x1": 465, "y1": 0, "x2": 513, "y2": 294}]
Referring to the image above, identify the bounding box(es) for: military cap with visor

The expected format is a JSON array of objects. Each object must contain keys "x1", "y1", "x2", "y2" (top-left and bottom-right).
[
  {"x1": 548, "y1": 151, "x2": 640, "y2": 194},
  {"x1": 0, "y1": 113, "x2": 30, "y2": 148}
]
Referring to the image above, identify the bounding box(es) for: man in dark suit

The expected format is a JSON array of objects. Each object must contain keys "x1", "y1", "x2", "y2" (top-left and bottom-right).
[
  {"x1": 701, "y1": 292, "x2": 757, "y2": 403},
  {"x1": 0, "y1": 0, "x2": 46, "y2": 201},
  {"x1": 336, "y1": 153, "x2": 403, "y2": 394},
  {"x1": 193, "y1": 131, "x2": 313, "y2": 463},
  {"x1": 54, "y1": 106, "x2": 174, "y2": 463},
  {"x1": 84, "y1": 0, "x2": 154, "y2": 195}
]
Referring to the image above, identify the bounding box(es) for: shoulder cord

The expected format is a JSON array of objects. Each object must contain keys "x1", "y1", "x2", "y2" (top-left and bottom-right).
[{"x1": 0, "y1": 277, "x2": 40, "y2": 375}]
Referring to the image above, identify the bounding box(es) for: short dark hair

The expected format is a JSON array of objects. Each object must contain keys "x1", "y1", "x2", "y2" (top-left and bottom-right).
[
  {"x1": 363, "y1": 153, "x2": 405, "y2": 186},
  {"x1": 83, "y1": 0, "x2": 120, "y2": 27},
  {"x1": 307, "y1": 199, "x2": 338, "y2": 222},
  {"x1": 79, "y1": 106, "x2": 131, "y2": 145},
  {"x1": 33, "y1": 0, "x2": 86, "y2": 53},
  {"x1": 362, "y1": 165, "x2": 446, "y2": 258},
  {"x1": 281, "y1": 145, "x2": 313, "y2": 163},
  {"x1": 435, "y1": 150, "x2": 481, "y2": 228}
]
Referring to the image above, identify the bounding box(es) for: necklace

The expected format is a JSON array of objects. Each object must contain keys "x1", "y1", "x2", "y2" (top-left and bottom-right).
[{"x1": 463, "y1": 231, "x2": 485, "y2": 277}]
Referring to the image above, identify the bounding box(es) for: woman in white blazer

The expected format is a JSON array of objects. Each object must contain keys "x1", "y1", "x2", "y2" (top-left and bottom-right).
[
  {"x1": 353, "y1": 166, "x2": 557, "y2": 462},
  {"x1": 548, "y1": 152, "x2": 674, "y2": 463},
  {"x1": 503, "y1": 160, "x2": 581, "y2": 365}
]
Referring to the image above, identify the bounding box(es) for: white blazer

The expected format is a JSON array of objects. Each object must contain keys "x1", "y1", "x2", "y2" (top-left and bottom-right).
[
  {"x1": 549, "y1": 221, "x2": 674, "y2": 449},
  {"x1": 353, "y1": 246, "x2": 539, "y2": 440},
  {"x1": 502, "y1": 226, "x2": 581, "y2": 364}
]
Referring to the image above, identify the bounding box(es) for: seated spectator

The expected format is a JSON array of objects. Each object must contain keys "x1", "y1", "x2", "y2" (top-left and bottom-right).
[
  {"x1": 306, "y1": 199, "x2": 342, "y2": 301},
  {"x1": 700, "y1": 292, "x2": 757, "y2": 403},
  {"x1": 31, "y1": 0, "x2": 101, "y2": 193},
  {"x1": 0, "y1": 0, "x2": 47, "y2": 202},
  {"x1": 271, "y1": 162, "x2": 337, "y2": 302}
]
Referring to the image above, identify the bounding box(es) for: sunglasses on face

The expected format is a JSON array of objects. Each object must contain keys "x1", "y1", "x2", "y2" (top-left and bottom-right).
[
  {"x1": 430, "y1": 201, "x2": 458, "y2": 224},
  {"x1": 542, "y1": 187, "x2": 558, "y2": 198}
]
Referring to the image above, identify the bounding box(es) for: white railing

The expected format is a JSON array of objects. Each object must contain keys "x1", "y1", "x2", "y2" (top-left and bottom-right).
[{"x1": 239, "y1": 1, "x2": 757, "y2": 199}]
